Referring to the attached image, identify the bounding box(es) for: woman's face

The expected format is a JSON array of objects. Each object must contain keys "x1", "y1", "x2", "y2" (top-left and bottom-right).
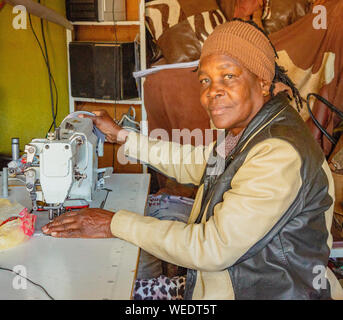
[{"x1": 198, "y1": 54, "x2": 268, "y2": 135}]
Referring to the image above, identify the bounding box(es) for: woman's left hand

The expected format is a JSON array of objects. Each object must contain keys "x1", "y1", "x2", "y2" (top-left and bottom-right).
[{"x1": 42, "y1": 208, "x2": 115, "y2": 238}]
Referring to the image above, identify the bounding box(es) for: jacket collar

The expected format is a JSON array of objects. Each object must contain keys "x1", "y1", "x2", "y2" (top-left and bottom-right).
[{"x1": 227, "y1": 91, "x2": 290, "y2": 159}]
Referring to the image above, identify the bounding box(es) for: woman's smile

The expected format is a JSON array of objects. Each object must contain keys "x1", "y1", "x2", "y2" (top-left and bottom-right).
[{"x1": 209, "y1": 106, "x2": 230, "y2": 116}]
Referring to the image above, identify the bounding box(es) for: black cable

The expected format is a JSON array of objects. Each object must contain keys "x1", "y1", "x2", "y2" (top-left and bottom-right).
[
  {"x1": 306, "y1": 93, "x2": 343, "y2": 145},
  {"x1": 0, "y1": 266, "x2": 55, "y2": 300},
  {"x1": 38, "y1": 0, "x2": 55, "y2": 131},
  {"x1": 28, "y1": 1, "x2": 58, "y2": 133},
  {"x1": 28, "y1": 12, "x2": 58, "y2": 132},
  {"x1": 28, "y1": 14, "x2": 58, "y2": 133},
  {"x1": 112, "y1": 0, "x2": 118, "y2": 105},
  {"x1": 40, "y1": 17, "x2": 57, "y2": 131},
  {"x1": 113, "y1": 0, "x2": 118, "y2": 43},
  {"x1": 38, "y1": 0, "x2": 57, "y2": 131}
]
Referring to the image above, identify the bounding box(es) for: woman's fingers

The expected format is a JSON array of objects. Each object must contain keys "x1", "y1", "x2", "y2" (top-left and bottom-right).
[
  {"x1": 42, "y1": 215, "x2": 77, "y2": 233},
  {"x1": 45, "y1": 222, "x2": 79, "y2": 233}
]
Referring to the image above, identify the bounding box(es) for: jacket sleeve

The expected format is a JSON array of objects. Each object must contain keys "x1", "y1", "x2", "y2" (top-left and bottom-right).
[
  {"x1": 123, "y1": 131, "x2": 214, "y2": 186},
  {"x1": 111, "y1": 138, "x2": 302, "y2": 272}
]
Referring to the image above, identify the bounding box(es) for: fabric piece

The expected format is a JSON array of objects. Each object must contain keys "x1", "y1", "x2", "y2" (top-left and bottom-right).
[
  {"x1": 263, "y1": 0, "x2": 311, "y2": 35},
  {"x1": 65, "y1": 111, "x2": 106, "y2": 143},
  {"x1": 145, "y1": 0, "x2": 226, "y2": 63},
  {"x1": 217, "y1": 0, "x2": 236, "y2": 20},
  {"x1": 157, "y1": 20, "x2": 202, "y2": 63},
  {"x1": 147, "y1": 194, "x2": 194, "y2": 223},
  {"x1": 137, "y1": 194, "x2": 193, "y2": 280},
  {"x1": 18, "y1": 208, "x2": 36, "y2": 237},
  {"x1": 178, "y1": 0, "x2": 218, "y2": 17},
  {"x1": 133, "y1": 275, "x2": 186, "y2": 300},
  {"x1": 0, "y1": 199, "x2": 24, "y2": 222},
  {"x1": 0, "y1": 206, "x2": 36, "y2": 251},
  {"x1": 187, "y1": 10, "x2": 227, "y2": 44},
  {"x1": 144, "y1": 67, "x2": 210, "y2": 139}
]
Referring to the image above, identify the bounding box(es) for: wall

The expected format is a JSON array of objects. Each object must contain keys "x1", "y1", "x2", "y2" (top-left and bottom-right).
[{"x1": 0, "y1": 0, "x2": 69, "y2": 155}]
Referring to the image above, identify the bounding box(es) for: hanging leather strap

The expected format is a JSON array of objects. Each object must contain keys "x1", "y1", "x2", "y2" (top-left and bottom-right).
[{"x1": 306, "y1": 93, "x2": 343, "y2": 145}]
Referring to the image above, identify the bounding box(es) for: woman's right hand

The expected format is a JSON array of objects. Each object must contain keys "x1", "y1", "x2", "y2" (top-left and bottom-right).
[{"x1": 79, "y1": 110, "x2": 129, "y2": 144}]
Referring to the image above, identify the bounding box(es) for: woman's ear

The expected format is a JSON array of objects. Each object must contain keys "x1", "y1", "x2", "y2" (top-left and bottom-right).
[{"x1": 260, "y1": 79, "x2": 271, "y2": 96}]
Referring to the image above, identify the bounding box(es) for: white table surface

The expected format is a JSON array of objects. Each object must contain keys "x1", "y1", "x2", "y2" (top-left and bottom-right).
[{"x1": 0, "y1": 173, "x2": 150, "y2": 300}]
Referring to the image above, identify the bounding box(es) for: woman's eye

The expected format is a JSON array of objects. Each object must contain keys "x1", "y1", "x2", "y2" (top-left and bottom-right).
[
  {"x1": 200, "y1": 78, "x2": 209, "y2": 85},
  {"x1": 224, "y1": 74, "x2": 234, "y2": 80}
]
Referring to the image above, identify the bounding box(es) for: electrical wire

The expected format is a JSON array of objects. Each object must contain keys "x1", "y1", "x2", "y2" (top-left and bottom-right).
[
  {"x1": 113, "y1": 0, "x2": 118, "y2": 44},
  {"x1": 112, "y1": 0, "x2": 118, "y2": 107},
  {"x1": 37, "y1": 0, "x2": 57, "y2": 131},
  {"x1": 28, "y1": 12, "x2": 58, "y2": 133},
  {"x1": 28, "y1": 0, "x2": 58, "y2": 133},
  {"x1": 40, "y1": 17, "x2": 57, "y2": 131},
  {"x1": 0, "y1": 266, "x2": 55, "y2": 300}
]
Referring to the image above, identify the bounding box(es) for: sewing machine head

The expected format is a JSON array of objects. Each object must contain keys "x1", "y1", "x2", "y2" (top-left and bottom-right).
[{"x1": 8, "y1": 114, "x2": 109, "y2": 220}]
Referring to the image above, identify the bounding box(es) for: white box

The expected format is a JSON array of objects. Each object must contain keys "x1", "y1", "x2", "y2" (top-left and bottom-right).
[{"x1": 98, "y1": 0, "x2": 126, "y2": 21}]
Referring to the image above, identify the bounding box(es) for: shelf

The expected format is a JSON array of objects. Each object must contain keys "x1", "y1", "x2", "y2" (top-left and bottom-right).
[
  {"x1": 66, "y1": 0, "x2": 148, "y2": 142},
  {"x1": 66, "y1": 0, "x2": 148, "y2": 173},
  {"x1": 73, "y1": 97, "x2": 143, "y2": 105},
  {"x1": 71, "y1": 21, "x2": 140, "y2": 26}
]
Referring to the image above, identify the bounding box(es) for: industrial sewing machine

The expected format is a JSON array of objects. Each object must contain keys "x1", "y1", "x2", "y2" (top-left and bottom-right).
[{"x1": 6, "y1": 112, "x2": 112, "y2": 220}]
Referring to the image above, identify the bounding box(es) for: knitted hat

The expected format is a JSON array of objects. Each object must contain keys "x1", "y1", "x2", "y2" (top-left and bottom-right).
[{"x1": 200, "y1": 20, "x2": 276, "y2": 83}]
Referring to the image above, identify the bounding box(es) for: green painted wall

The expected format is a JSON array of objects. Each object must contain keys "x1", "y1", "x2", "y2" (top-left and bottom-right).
[{"x1": 0, "y1": 0, "x2": 69, "y2": 155}]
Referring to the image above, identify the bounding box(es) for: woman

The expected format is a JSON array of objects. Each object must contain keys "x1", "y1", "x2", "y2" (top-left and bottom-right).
[{"x1": 42, "y1": 20, "x2": 343, "y2": 300}]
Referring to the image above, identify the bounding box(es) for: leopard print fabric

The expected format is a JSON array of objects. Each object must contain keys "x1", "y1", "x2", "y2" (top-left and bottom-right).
[{"x1": 133, "y1": 275, "x2": 186, "y2": 300}]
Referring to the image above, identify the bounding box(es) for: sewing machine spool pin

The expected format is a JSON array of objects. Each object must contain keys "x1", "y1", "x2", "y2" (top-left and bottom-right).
[
  {"x1": 2, "y1": 168, "x2": 9, "y2": 198},
  {"x1": 11, "y1": 138, "x2": 20, "y2": 161}
]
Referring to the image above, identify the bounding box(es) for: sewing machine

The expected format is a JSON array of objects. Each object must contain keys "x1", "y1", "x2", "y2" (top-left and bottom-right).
[{"x1": 7, "y1": 113, "x2": 111, "y2": 220}]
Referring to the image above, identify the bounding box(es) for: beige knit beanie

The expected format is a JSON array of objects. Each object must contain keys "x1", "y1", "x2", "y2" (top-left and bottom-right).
[{"x1": 200, "y1": 20, "x2": 276, "y2": 83}]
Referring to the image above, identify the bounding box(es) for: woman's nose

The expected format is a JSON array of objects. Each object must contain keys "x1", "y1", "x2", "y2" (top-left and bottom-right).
[{"x1": 207, "y1": 83, "x2": 225, "y2": 99}]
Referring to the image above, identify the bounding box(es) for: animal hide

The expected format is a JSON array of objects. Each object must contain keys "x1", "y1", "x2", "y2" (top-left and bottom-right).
[
  {"x1": 270, "y1": 0, "x2": 343, "y2": 155},
  {"x1": 143, "y1": 1, "x2": 343, "y2": 195}
]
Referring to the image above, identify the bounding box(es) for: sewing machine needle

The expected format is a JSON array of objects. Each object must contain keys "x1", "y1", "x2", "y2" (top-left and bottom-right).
[{"x1": 100, "y1": 188, "x2": 112, "y2": 209}]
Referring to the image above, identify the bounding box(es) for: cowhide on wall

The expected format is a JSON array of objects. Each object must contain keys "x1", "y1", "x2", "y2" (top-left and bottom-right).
[{"x1": 216, "y1": 0, "x2": 312, "y2": 34}]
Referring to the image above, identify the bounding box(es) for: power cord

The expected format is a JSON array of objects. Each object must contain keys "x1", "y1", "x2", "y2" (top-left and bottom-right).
[
  {"x1": 28, "y1": 0, "x2": 58, "y2": 133},
  {"x1": 0, "y1": 266, "x2": 55, "y2": 300},
  {"x1": 40, "y1": 15, "x2": 57, "y2": 131},
  {"x1": 112, "y1": 0, "x2": 118, "y2": 44},
  {"x1": 113, "y1": 0, "x2": 118, "y2": 107}
]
